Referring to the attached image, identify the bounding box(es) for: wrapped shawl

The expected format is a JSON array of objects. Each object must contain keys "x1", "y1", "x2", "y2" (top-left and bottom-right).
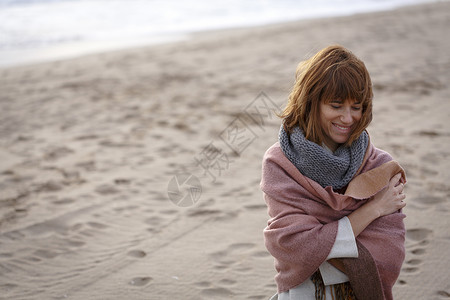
[{"x1": 261, "y1": 141, "x2": 406, "y2": 300}]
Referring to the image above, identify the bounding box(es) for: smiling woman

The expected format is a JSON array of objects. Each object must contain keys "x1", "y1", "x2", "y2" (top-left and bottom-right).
[
  {"x1": 261, "y1": 45, "x2": 407, "y2": 300},
  {"x1": 279, "y1": 45, "x2": 373, "y2": 149}
]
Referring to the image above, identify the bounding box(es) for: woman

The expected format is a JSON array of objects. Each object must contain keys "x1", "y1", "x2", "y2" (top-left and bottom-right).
[{"x1": 261, "y1": 45, "x2": 406, "y2": 300}]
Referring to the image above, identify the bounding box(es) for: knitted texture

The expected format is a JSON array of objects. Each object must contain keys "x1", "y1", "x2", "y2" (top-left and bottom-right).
[{"x1": 278, "y1": 125, "x2": 369, "y2": 190}]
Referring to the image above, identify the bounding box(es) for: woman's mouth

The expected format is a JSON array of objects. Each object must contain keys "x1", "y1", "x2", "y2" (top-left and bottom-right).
[{"x1": 333, "y1": 123, "x2": 352, "y2": 133}]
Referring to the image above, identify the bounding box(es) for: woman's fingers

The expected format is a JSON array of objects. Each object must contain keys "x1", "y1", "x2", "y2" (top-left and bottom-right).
[
  {"x1": 399, "y1": 194, "x2": 407, "y2": 208},
  {"x1": 390, "y1": 173, "x2": 403, "y2": 188},
  {"x1": 397, "y1": 183, "x2": 407, "y2": 209},
  {"x1": 396, "y1": 182, "x2": 404, "y2": 193},
  {"x1": 400, "y1": 176, "x2": 406, "y2": 184},
  {"x1": 391, "y1": 173, "x2": 406, "y2": 209},
  {"x1": 370, "y1": 172, "x2": 407, "y2": 216}
]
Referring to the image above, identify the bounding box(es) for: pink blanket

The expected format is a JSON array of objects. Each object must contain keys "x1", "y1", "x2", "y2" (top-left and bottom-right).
[{"x1": 261, "y1": 142, "x2": 406, "y2": 299}]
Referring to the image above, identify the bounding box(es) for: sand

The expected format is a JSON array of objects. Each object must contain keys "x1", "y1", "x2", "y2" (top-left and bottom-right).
[{"x1": 1, "y1": 2, "x2": 449, "y2": 299}]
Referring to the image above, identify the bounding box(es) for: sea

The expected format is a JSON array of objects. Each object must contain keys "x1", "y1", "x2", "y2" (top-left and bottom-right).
[{"x1": 0, "y1": 0, "x2": 442, "y2": 67}]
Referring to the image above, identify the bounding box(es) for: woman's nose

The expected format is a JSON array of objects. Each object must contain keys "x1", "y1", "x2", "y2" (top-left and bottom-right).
[{"x1": 340, "y1": 108, "x2": 352, "y2": 123}]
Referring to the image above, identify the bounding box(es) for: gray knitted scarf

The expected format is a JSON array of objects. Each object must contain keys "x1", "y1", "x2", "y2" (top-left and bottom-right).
[{"x1": 279, "y1": 125, "x2": 369, "y2": 190}]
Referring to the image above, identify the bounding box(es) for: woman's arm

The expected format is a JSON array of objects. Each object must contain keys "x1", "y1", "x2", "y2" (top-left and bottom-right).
[
  {"x1": 348, "y1": 172, "x2": 406, "y2": 237},
  {"x1": 328, "y1": 172, "x2": 406, "y2": 273}
]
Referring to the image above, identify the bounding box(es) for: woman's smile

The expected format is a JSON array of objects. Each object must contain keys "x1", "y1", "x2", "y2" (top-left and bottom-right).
[
  {"x1": 332, "y1": 123, "x2": 352, "y2": 133},
  {"x1": 320, "y1": 99, "x2": 362, "y2": 151}
]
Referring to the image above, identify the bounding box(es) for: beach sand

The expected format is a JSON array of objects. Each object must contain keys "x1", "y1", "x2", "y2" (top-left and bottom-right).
[{"x1": 1, "y1": 2, "x2": 450, "y2": 299}]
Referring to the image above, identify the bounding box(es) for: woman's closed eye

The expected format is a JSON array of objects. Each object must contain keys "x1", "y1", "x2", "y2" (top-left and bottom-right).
[{"x1": 329, "y1": 101, "x2": 342, "y2": 109}]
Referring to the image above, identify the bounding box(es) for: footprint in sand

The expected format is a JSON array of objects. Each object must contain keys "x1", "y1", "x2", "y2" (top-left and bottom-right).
[
  {"x1": 402, "y1": 267, "x2": 419, "y2": 274},
  {"x1": 114, "y1": 178, "x2": 131, "y2": 185},
  {"x1": 200, "y1": 287, "x2": 234, "y2": 297},
  {"x1": 145, "y1": 215, "x2": 165, "y2": 227},
  {"x1": 209, "y1": 242, "x2": 256, "y2": 274},
  {"x1": 397, "y1": 279, "x2": 407, "y2": 285},
  {"x1": 128, "y1": 276, "x2": 152, "y2": 286},
  {"x1": 160, "y1": 209, "x2": 178, "y2": 215},
  {"x1": 415, "y1": 130, "x2": 442, "y2": 137},
  {"x1": 406, "y1": 228, "x2": 433, "y2": 242},
  {"x1": 437, "y1": 290, "x2": 450, "y2": 297},
  {"x1": 0, "y1": 252, "x2": 13, "y2": 258},
  {"x1": 411, "y1": 248, "x2": 426, "y2": 255},
  {"x1": 25, "y1": 256, "x2": 41, "y2": 263},
  {"x1": 412, "y1": 195, "x2": 446, "y2": 206},
  {"x1": 127, "y1": 250, "x2": 147, "y2": 258},
  {"x1": 403, "y1": 227, "x2": 433, "y2": 277},
  {"x1": 248, "y1": 295, "x2": 272, "y2": 300},
  {"x1": 0, "y1": 283, "x2": 18, "y2": 293},
  {"x1": 219, "y1": 278, "x2": 237, "y2": 286},
  {"x1": 228, "y1": 243, "x2": 255, "y2": 253},
  {"x1": 52, "y1": 197, "x2": 76, "y2": 205},
  {"x1": 210, "y1": 250, "x2": 235, "y2": 267},
  {"x1": 43, "y1": 146, "x2": 74, "y2": 161},
  {"x1": 194, "y1": 281, "x2": 211, "y2": 288},
  {"x1": 95, "y1": 184, "x2": 120, "y2": 195},
  {"x1": 33, "y1": 249, "x2": 59, "y2": 259},
  {"x1": 406, "y1": 259, "x2": 421, "y2": 266},
  {"x1": 38, "y1": 180, "x2": 63, "y2": 192},
  {"x1": 243, "y1": 204, "x2": 267, "y2": 211},
  {"x1": 187, "y1": 208, "x2": 239, "y2": 222},
  {"x1": 195, "y1": 278, "x2": 237, "y2": 296},
  {"x1": 87, "y1": 222, "x2": 108, "y2": 230},
  {"x1": 66, "y1": 239, "x2": 85, "y2": 248},
  {"x1": 251, "y1": 250, "x2": 271, "y2": 258}
]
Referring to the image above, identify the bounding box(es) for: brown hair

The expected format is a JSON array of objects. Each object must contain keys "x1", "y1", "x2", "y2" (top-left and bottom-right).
[{"x1": 280, "y1": 45, "x2": 373, "y2": 147}]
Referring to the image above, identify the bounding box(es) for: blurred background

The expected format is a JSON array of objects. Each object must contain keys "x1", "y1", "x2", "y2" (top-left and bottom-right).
[{"x1": 0, "y1": 0, "x2": 438, "y2": 67}]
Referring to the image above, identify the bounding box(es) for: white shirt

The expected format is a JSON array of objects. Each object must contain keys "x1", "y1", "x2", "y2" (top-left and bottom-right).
[{"x1": 277, "y1": 217, "x2": 358, "y2": 300}]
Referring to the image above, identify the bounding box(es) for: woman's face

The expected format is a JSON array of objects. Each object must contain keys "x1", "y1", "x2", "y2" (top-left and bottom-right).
[{"x1": 319, "y1": 99, "x2": 362, "y2": 151}]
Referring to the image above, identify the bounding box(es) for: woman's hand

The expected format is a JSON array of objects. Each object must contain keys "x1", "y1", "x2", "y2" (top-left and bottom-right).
[
  {"x1": 347, "y1": 173, "x2": 406, "y2": 237},
  {"x1": 366, "y1": 173, "x2": 406, "y2": 218}
]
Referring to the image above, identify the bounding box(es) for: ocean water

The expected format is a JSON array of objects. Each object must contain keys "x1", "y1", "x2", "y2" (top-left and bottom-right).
[{"x1": 0, "y1": 0, "x2": 441, "y2": 67}]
